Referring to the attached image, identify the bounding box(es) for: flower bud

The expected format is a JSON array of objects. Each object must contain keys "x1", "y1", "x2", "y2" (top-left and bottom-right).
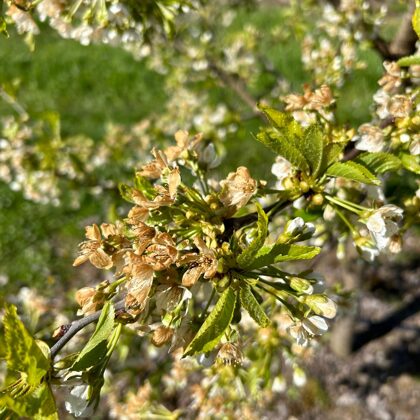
[
  {"x1": 290, "y1": 277, "x2": 313, "y2": 294},
  {"x1": 304, "y1": 295, "x2": 337, "y2": 319}
]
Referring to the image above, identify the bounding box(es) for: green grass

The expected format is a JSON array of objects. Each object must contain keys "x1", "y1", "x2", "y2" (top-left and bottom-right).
[{"x1": 0, "y1": 29, "x2": 167, "y2": 140}]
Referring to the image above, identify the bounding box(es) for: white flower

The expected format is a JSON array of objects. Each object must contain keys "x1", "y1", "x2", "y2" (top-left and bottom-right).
[
  {"x1": 64, "y1": 385, "x2": 94, "y2": 418},
  {"x1": 271, "y1": 156, "x2": 293, "y2": 190},
  {"x1": 285, "y1": 217, "x2": 305, "y2": 235},
  {"x1": 366, "y1": 205, "x2": 403, "y2": 251},
  {"x1": 353, "y1": 124, "x2": 384, "y2": 152}
]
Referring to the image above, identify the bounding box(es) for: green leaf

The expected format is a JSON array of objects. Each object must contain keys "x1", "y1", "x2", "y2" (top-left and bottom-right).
[
  {"x1": 258, "y1": 105, "x2": 304, "y2": 139},
  {"x1": 320, "y1": 142, "x2": 346, "y2": 173},
  {"x1": 326, "y1": 161, "x2": 380, "y2": 185},
  {"x1": 256, "y1": 130, "x2": 310, "y2": 173},
  {"x1": 72, "y1": 302, "x2": 115, "y2": 371},
  {"x1": 134, "y1": 174, "x2": 157, "y2": 200},
  {"x1": 400, "y1": 152, "x2": 420, "y2": 174},
  {"x1": 0, "y1": 383, "x2": 58, "y2": 420},
  {"x1": 247, "y1": 244, "x2": 321, "y2": 270},
  {"x1": 240, "y1": 285, "x2": 270, "y2": 327},
  {"x1": 3, "y1": 304, "x2": 50, "y2": 387},
  {"x1": 355, "y1": 152, "x2": 401, "y2": 174},
  {"x1": 118, "y1": 183, "x2": 136, "y2": 203},
  {"x1": 397, "y1": 54, "x2": 420, "y2": 67},
  {"x1": 236, "y1": 203, "x2": 268, "y2": 269},
  {"x1": 301, "y1": 125, "x2": 324, "y2": 177},
  {"x1": 413, "y1": 1, "x2": 420, "y2": 39},
  {"x1": 184, "y1": 288, "x2": 237, "y2": 356}
]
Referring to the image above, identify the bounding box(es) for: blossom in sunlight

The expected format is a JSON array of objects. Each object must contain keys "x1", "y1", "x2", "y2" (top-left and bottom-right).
[
  {"x1": 288, "y1": 315, "x2": 329, "y2": 347},
  {"x1": 353, "y1": 123, "x2": 385, "y2": 152},
  {"x1": 73, "y1": 224, "x2": 113, "y2": 269},
  {"x1": 151, "y1": 326, "x2": 174, "y2": 347},
  {"x1": 365, "y1": 205, "x2": 403, "y2": 252},
  {"x1": 271, "y1": 156, "x2": 293, "y2": 190},
  {"x1": 164, "y1": 130, "x2": 203, "y2": 162},
  {"x1": 219, "y1": 166, "x2": 257, "y2": 214}
]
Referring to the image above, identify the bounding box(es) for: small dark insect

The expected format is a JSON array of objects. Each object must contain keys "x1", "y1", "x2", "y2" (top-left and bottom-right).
[{"x1": 52, "y1": 324, "x2": 71, "y2": 340}]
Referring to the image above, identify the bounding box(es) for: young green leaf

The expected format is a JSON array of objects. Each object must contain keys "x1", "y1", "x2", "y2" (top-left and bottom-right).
[
  {"x1": 71, "y1": 302, "x2": 115, "y2": 371},
  {"x1": 400, "y1": 153, "x2": 420, "y2": 174},
  {"x1": 237, "y1": 203, "x2": 268, "y2": 269},
  {"x1": 3, "y1": 304, "x2": 50, "y2": 387},
  {"x1": 0, "y1": 383, "x2": 58, "y2": 420},
  {"x1": 355, "y1": 152, "x2": 401, "y2": 174},
  {"x1": 256, "y1": 130, "x2": 310, "y2": 173},
  {"x1": 326, "y1": 161, "x2": 380, "y2": 185},
  {"x1": 319, "y1": 142, "x2": 346, "y2": 174},
  {"x1": 247, "y1": 244, "x2": 321, "y2": 270},
  {"x1": 183, "y1": 287, "x2": 237, "y2": 357},
  {"x1": 397, "y1": 54, "x2": 420, "y2": 67},
  {"x1": 258, "y1": 105, "x2": 304, "y2": 140},
  {"x1": 301, "y1": 125, "x2": 324, "y2": 177},
  {"x1": 240, "y1": 285, "x2": 270, "y2": 327},
  {"x1": 413, "y1": 1, "x2": 420, "y2": 39}
]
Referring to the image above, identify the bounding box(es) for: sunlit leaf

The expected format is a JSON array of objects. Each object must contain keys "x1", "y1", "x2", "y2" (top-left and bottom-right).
[
  {"x1": 2, "y1": 304, "x2": 50, "y2": 387},
  {"x1": 355, "y1": 152, "x2": 401, "y2": 174},
  {"x1": 301, "y1": 125, "x2": 325, "y2": 177},
  {"x1": 237, "y1": 203, "x2": 268, "y2": 269},
  {"x1": 400, "y1": 153, "x2": 420, "y2": 174},
  {"x1": 240, "y1": 285, "x2": 270, "y2": 327},
  {"x1": 247, "y1": 244, "x2": 321, "y2": 270},
  {"x1": 326, "y1": 161, "x2": 380, "y2": 185},
  {"x1": 184, "y1": 287, "x2": 237, "y2": 356},
  {"x1": 72, "y1": 302, "x2": 115, "y2": 371}
]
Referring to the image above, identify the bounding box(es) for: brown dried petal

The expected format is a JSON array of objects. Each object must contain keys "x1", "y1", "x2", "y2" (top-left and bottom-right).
[
  {"x1": 85, "y1": 224, "x2": 101, "y2": 241},
  {"x1": 151, "y1": 326, "x2": 174, "y2": 347},
  {"x1": 168, "y1": 167, "x2": 181, "y2": 199},
  {"x1": 182, "y1": 265, "x2": 205, "y2": 287},
  {"x1": 127, "y1": 206, "x2": 149, "y2": 224},
  {"x1": 219, "y1": 166, "x2": 257, "y2": 211},
  {"x1": 89, "y1": 248, "x2": 113, "y2": 269},
  {"x1": 75, "y1": 287, "x2": 96, "y2": 307}
]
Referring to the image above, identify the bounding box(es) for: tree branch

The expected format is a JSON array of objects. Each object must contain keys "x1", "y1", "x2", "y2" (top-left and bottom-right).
[
  {"x1": 50, "y1": 300, "x2": 125, "y2": 359},
  {"x1": 207, "y1": 60, "x2": 263, "y2": 119}
]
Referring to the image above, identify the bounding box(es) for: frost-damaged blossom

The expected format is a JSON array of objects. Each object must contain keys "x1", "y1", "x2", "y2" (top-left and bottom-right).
[
  {"x1": 365, "y1": 205, "x2": 404, "y2": 252},
  {"x1": 75, "y1": 286, "x2": 106, "y2": 316},
  {"x1": 219, "y1": 166, "x2": 257, "y2": 215},
  {"x1": 353, "y1": 123, "x2": 385, "y2": 152},
  {"x1": 124, "y1": 253, "x2": 155, "y2": 314},
  {"x1": 73, "y1": 224, "x2": 113, "y2": 269},
  {"x1": 283, "y1": 85, "x2": 335, "y2": 126},
  {"x1": 164, "y1": 130, "x2": 203, "y2": 162},
  {"x1": 378, "y1": 61, "x2": 402, "y2": 93},
  {"x1": 177, "y1": 237, "x2": 218, "y2": 287},
  {"x1": 216, "y1": 342, "x2": 243, "y2": 365},
  {"x1": 151, "y1": 326, "x2": 174, "y2": 347}
]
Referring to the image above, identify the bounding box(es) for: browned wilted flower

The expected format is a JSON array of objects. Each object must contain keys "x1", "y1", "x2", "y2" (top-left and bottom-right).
[
  {"x1": 143, "y1": 232, "x2": 178, "y2": 271},
  {"x1": 283, "y1": 84, "x2": 334, "y2": 111},
  {"x1": 151, "y1": 326, "x2": 174, "y2": 347},
  {"x1": 219, "y1": 166, "x2": 257, "y2": 215},
  {"x1": 388, "y1": 95, "x2": 412, "y2": 118},
  {"x1": 216, "y1": 342, "x2": 243, "y2": 365},
  {"x1": 73, "y1": 224, "x2": 113, "y2": 269},
  {"x1": 378, "y1": 61, "x2": 402, "y2": 92},
  {"x1": 75, "y1": 286, "x2": 105, "y2": 315},
  {"x1": 127, "y1": 206, "x2": 149, "y2": 225},
  {"x1": 124, "y1": 254, "x2": 155, "y2": 314},
  {"x1": 178, "y1": 237, "x2": 218, "y2": 287},
  {"x1": 137, "y1": 148, "x2": 168, "y2": 179},
  {"x1": 164, "y1": 130, "x2": 203, "y2": 162},
  {"x1": 309, "y1": 85, "x2": 335, "y2": 110}
]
